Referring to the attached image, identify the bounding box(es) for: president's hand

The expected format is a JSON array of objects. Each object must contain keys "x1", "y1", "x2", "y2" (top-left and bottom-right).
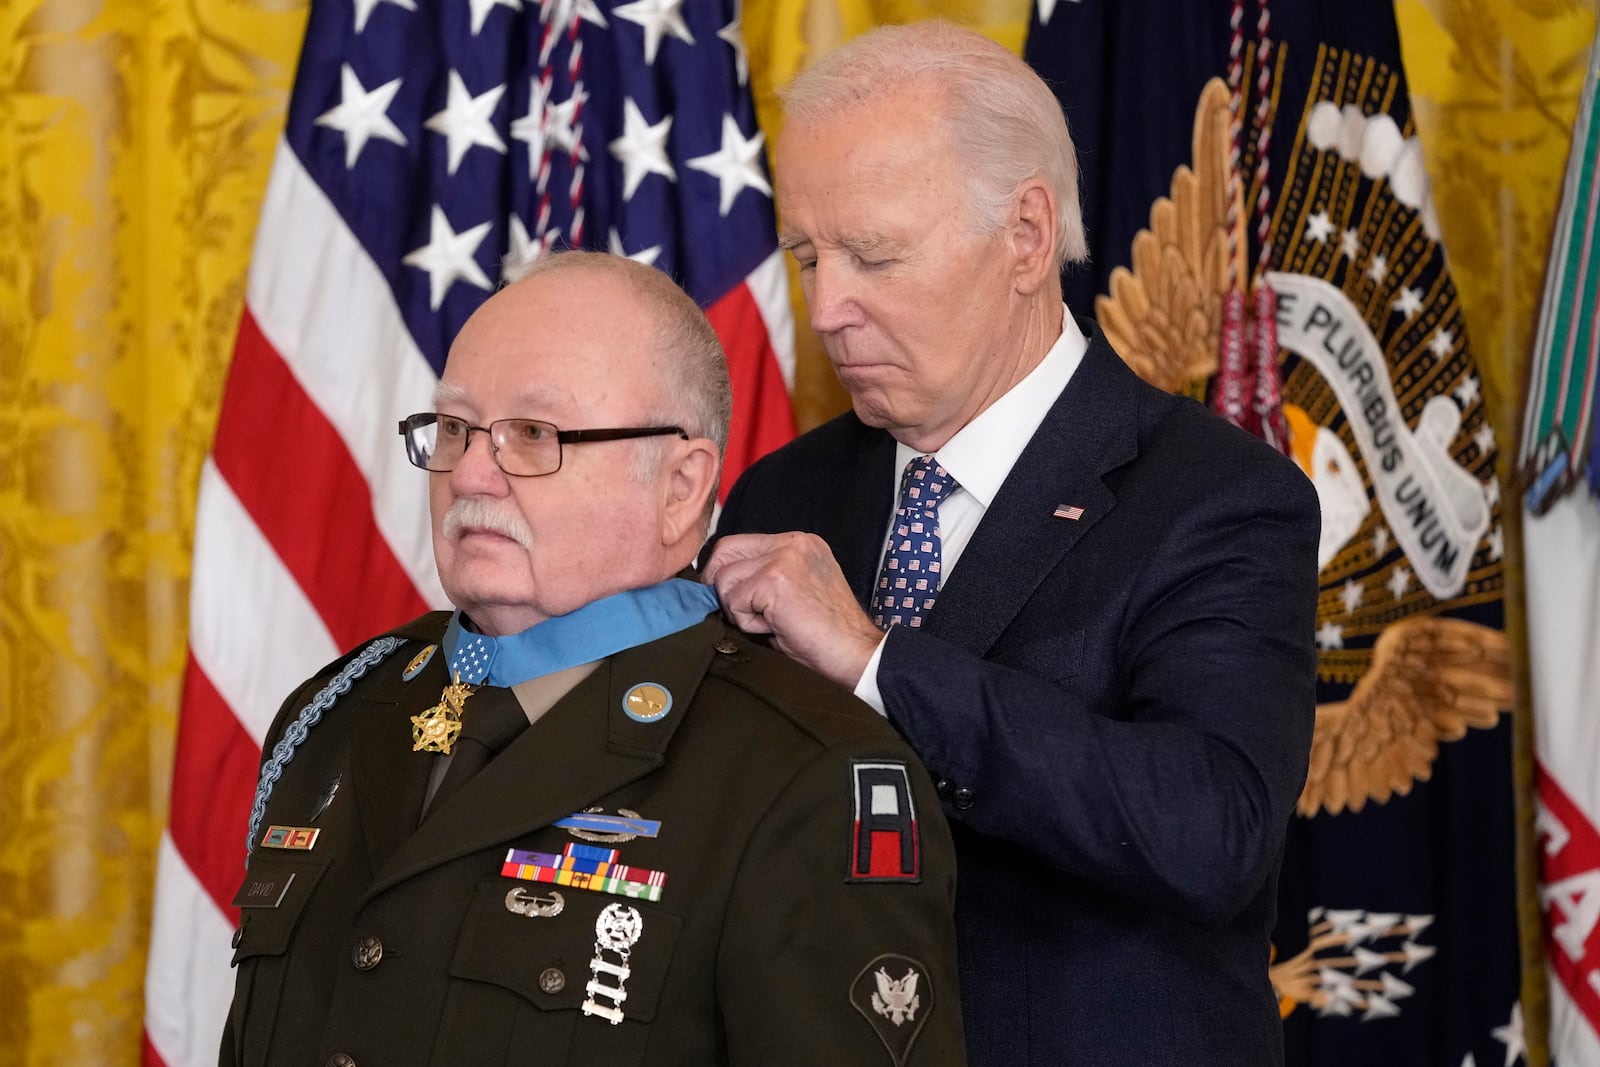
[{"x1": 703, "y1": 532, "x2": 884, "y2": 689}]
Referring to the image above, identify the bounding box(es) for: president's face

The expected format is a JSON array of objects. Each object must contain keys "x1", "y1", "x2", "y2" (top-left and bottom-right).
[
  {"x1": 430, "y1": 269, "x2": 671, "y2": 637},
  {"x1": 776, "y1": 84, "x2": 1027, "y2": 453}
]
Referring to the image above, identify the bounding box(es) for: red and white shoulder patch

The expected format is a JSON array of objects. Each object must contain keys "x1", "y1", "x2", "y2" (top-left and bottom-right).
[{"x1": 847, "y1": 760, "x2": 921, "y2": 883}]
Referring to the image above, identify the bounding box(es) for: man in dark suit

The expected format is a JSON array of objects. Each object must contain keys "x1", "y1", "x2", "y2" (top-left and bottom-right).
[
  {"x1": 220, "y1": 251, "x2": 965, "y2": 1066},
  {"x1": 704, "y1": 21, "x2": 1320, "y2": 1066}
]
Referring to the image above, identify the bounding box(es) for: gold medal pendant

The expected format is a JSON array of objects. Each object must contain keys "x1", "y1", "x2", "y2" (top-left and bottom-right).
[{"x1": 411, "y1": 672, "x2": 474, "y2": 754}]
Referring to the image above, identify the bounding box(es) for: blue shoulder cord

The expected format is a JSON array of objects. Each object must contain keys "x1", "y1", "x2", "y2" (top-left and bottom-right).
[{"x1": 245, "y1": 636, "x2": 406, "y2": 857}]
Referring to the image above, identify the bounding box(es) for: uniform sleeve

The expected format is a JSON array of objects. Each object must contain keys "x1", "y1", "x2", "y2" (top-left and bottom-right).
[
  {"x1": 879, "y1": 466, "x2": 1320, "y2": 928},
  {"x1": 217, "y1": 670, "x2": 320, "y2": 1067},
  {"x1": 716, "y1": 737, "x2": 967, "y2": 1066}
]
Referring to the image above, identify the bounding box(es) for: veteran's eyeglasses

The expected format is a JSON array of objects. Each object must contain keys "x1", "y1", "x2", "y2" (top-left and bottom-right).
[{"x1": 398, "y1": 413, "x2": 687, "y2": 478}]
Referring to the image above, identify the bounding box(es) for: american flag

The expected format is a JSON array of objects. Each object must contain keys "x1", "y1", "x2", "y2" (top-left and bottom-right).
[
  {"x1": 141, "y1": 1, "x2": 793, "y2": 1062},
  {"x1": 1522, "y1": 17, "x2": 1600, "y2": 1061}
]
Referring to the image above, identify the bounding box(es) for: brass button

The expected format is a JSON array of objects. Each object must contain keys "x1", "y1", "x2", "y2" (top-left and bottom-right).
[
  {"x1": 350, "y1": 935, "x2": 383, "y2": 970},
  {"x1": 325, "y1": 1055, "x2": 356, "y2": 1067},
  {"x1": 539, "y1": 967, "x2": 566, "y2": 994},
  {"x1": 714, "y1": 637, "x2": 738, "y2": 655}
]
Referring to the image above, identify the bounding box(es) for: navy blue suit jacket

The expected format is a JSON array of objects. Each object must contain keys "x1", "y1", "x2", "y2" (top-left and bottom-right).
[{"x1": 713, "y1": 321, "x2": 1321, "y2": 1065}]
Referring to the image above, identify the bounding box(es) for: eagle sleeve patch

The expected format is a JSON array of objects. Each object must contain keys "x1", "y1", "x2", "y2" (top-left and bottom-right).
[
  {"x1": 850, "y1": 953, "x2": 933, "y2": 1065},
  {"x1": 847, "y1": 760, "x2": 921, "y2": 883}
]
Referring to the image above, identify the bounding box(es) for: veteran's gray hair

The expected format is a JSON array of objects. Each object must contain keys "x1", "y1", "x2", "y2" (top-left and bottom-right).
[{"x1": 498, "y1": 250, "x2": 731, "y2": 521}]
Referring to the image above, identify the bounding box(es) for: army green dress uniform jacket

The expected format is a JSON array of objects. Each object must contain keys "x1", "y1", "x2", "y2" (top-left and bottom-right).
[{"x1": 220, "y1": 612, "x2": 964, "y2": 1066}]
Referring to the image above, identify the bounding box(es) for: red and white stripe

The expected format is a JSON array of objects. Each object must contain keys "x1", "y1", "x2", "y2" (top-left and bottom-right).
[
  {"x1": 1522, "y1": 23, "x2": 1600, "y2": 1058},
  {"x1": 1526, "y1": 495, "x2": 1600, "y2": 1064},
  {"x1": 143, "y1": 140, "x2": 793, "y2": 1066}
]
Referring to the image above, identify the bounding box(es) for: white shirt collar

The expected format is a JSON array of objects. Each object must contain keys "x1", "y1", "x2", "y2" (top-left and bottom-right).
[{"x1": 893, "y1": 305, "x2": 1088, "y2": 508}]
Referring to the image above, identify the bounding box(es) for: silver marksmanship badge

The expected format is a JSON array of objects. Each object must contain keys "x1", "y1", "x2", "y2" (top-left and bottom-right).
[
  {"x1": 849, "y1": 953, "x2": 933, "y2": 1066},
  {"x1": 504, "y1": 887, "x2": 564, "y2": 918},
  {"x1": 581, "y1": 903, "x2": 643, "y2": 1025}
]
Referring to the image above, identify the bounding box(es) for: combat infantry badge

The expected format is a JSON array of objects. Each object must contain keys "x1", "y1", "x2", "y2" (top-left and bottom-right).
[
  {"x1": 411, "y1": 671, "x2": 473, "y2": 754},
  {"x1": 556, "y1": 807, "x2": 662, "y2": 843},
  {"x1": 850, "y1": 953, "x2": 933, "y2": 1066}
]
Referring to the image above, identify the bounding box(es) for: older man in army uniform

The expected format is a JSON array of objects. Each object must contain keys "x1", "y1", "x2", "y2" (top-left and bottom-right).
[{"x1": 220, "y1": 251, "x2": 963, "y2": 1066}]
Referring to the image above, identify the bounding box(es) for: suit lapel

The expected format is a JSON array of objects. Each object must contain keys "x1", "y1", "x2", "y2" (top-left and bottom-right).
[
  {"x1": 361, "y1": 617, "x2": 719, "y2": 903},
  {"x1": 927, "y1": 330, "x2": 1140, "y2": 656},
  {"x1": 823, "y1": 428, "x2": 898, "y2": 607}
]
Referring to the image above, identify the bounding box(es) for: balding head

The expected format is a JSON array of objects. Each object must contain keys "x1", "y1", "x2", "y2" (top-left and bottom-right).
[
  {"x1": 501, "y1": 250, "x2": 732, "y2": 463},
  {"x1": 427, "y1": 251, "x2": 725, "y2": 635}
]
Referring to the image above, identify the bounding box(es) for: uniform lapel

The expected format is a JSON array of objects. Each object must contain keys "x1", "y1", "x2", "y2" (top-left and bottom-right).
[
  {"x1": 361, "y1": 617, "x2": 719, "y2": 904},
  {"x1": 348, "y1": 646, "x2": 446, "y2": 877},
  {"x1": 926, "y1": 331, "x2": 1140, "y2": 656}
]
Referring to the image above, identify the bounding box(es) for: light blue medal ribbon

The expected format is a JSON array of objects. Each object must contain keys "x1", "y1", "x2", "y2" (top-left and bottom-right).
[{"x1": 443, "y1": 578, "x2": 721, "y2": 687}]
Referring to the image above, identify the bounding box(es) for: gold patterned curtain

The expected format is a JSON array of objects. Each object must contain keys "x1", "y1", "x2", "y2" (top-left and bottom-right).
[
  {"x1": 0, "y1": 1, "x2": 306, "y2": 1062},
  {"x1": 0, "y1": 0, "x2": 1586, "y2": 1063}
]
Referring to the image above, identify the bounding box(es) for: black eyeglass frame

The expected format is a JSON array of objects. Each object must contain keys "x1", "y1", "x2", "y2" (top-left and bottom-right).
[{"x1": 398, "y1": 412, "x2": 688, "y2": 478}]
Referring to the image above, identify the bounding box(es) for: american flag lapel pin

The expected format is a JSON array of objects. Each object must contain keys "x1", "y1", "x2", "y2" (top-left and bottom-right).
[{"x1": 1052, "y1": 504, "x2": 1085, "y2": 521}]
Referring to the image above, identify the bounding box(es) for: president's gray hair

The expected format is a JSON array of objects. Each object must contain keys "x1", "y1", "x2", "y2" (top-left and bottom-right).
[{"x1": 781, "y1": 21, "x2": 1088, "y2": 268}]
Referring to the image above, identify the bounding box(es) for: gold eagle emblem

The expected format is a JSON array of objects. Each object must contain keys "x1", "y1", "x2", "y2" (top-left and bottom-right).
[
  {"x1": 1298, "y1": 616, "x2": 1511, "y2": 816},
  {"x1": 1094, "y1": 76, "x2": 1233, "y2": 394},
  {"x1": 1100, "y1": 78, "x2": 1513, "y2": 821}
]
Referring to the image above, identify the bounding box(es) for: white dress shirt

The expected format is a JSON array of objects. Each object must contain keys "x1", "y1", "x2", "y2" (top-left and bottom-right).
[{"x1": 854, "y1": 306, "x2": 1088, "y2": 713}]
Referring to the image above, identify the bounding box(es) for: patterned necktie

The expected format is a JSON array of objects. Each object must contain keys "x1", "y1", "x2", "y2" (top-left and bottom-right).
[{"x1": 870, "y1": 455, "x2": 958, "y2": 629}]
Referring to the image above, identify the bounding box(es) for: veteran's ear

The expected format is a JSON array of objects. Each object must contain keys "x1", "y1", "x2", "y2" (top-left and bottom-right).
[{"x1": 660, "y1": 436, "x2": 721, "y2": 548}]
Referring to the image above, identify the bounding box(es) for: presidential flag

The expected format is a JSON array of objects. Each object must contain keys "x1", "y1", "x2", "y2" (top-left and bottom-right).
[
  {"x1": 1027, "y1": 2, "x2": 1520, "y2": 1062},
  {"x1": 1522, "y1": 23, "x2": 1600, "y2": 1064},
  {"x1": 142, "y1": 2, "x2": 793, "y2": 1063}
]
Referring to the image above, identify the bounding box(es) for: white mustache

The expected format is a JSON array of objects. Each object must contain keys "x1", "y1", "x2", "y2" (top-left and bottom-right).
[{"x1": 442, "y1": 497, "x2": 533, "y2": 549}]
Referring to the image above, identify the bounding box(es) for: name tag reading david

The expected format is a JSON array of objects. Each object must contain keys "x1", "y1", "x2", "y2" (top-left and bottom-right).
[{"x1": 231, "y1": 870, "x2": 296, "y2": 909}]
